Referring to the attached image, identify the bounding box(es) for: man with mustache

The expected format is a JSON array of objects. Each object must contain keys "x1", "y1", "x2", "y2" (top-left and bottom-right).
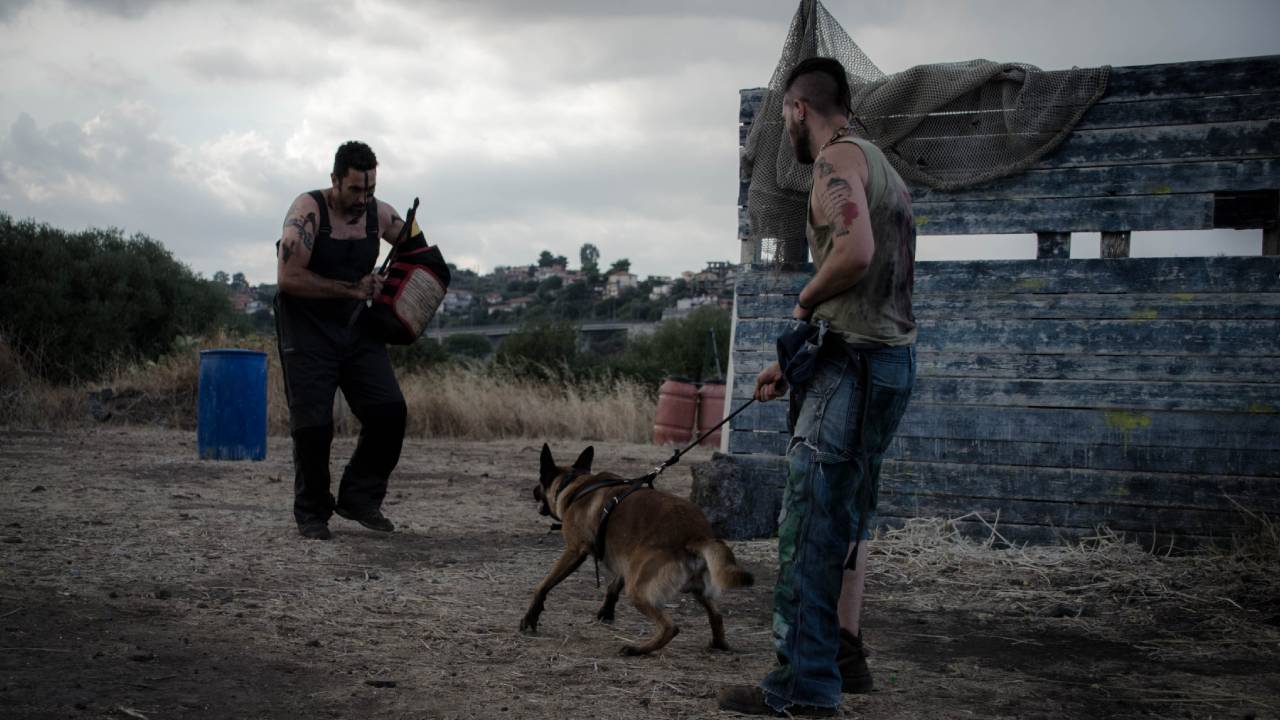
[
  {"x1": 274, "y1": 141, "x2": 410, "y2": 541},
  {"x1": 719, "y1": 57, "x2": 918, "y2": 716}
]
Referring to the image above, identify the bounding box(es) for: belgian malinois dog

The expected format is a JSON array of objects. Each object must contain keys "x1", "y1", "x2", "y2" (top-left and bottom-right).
[{"x1": 520, "y1": 444, "x2": 754, "y2": 655}]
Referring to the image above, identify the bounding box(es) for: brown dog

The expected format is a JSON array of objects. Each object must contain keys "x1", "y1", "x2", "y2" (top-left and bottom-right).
[{"x1": 520, "y1": 444, "x2": 753, "y2": 655}]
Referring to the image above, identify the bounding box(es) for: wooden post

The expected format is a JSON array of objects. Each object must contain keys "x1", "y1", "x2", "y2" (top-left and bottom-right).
[
  {"x1": 1036, "y1": 232, "x2": 1071, "y2": 259},
  {"x1": 1101, "y1": 231, "x2": 1132, "y2": 258}
]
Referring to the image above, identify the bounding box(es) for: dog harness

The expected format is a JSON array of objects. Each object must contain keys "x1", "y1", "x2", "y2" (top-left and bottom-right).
[{"x1": 546, "y1": 469, "x2": 655, "y2": 586}]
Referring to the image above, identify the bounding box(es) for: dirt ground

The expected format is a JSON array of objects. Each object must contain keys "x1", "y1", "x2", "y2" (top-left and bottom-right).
[{"x1": 1, "y1": 427, "x2": 1276, "y2": 720}]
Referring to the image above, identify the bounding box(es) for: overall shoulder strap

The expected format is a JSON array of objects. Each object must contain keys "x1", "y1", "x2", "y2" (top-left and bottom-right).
[
  {"x1": 365, "y1": 196, "x2": 380, "y2": 242},
  {"x1": 307, "y1": 190, "x2": 331, "y2": 238}
]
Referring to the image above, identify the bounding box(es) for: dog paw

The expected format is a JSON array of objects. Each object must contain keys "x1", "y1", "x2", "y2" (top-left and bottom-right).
[
  {"x1": 618, "y1": 644, "x2": 644, "y2": 657},
  {"x1": 518, "y1": 615, "x2": 539, "y2": 635},
  {"x1": 708, "y1": 639, "x2": 732, "y2": 652},
  {"x1": 596, "y1": 609, "x2": 615, "y2": 625}
]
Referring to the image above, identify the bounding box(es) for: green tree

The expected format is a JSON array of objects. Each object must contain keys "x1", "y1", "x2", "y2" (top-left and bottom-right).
[
  {"x1": 388, "y1": 337, "x2": 447, "y2": 372},
  {"x1": 579, "y1": 243, "x2": 599, "y2": 269},
  {"x1": 537, "y1": 250, "x2": 555, "y2": 268},
  {"x1": 443, "y1": 334, "x2": 492, "y2": 360},
  {"x1": 609, "y1": 305, "x2": 730, "y2": 385},
  {"x1": 0, "y1": 213, "x2": 233, "y2": 382},
  {"x1": 608, "y1": 258, "x2": 631, "y2": 274},
  {"x1": 496, "y1": 318, "x2": 578, "y2": 380}
]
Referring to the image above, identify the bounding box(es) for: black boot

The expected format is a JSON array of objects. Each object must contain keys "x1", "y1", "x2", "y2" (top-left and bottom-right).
[{"x1": 837, "y1": 628, "x2": 873, "y2": 693}]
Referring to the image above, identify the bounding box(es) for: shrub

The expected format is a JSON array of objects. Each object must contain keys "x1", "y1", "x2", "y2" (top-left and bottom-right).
[{"x1": 0, "y1": 213, "x2": 233, "y2": 383}]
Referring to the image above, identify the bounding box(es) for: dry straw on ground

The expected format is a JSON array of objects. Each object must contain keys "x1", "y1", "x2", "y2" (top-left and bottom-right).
[{"x1": 0, "y1": 335, "x2": 657, "y2": 443}]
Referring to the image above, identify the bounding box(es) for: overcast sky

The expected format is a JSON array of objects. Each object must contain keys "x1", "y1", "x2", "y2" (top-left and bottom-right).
[{"x1": 1, "y1": 0, "x2": 1276, "y2": 283}]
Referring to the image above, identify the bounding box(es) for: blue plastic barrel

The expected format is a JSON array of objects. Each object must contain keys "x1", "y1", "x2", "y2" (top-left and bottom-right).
[{"x1": 197, "y1": 349, "x2": 268, "y2": 461}]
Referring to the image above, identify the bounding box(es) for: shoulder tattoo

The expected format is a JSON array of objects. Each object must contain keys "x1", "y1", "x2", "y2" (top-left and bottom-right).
[{"x1": 284, "y1": 211, "x2": 318, "y2": 252}]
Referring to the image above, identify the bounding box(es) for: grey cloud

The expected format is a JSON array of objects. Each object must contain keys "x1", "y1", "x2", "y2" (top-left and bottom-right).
[
  {"x1": 63, "y1": 0, "x2": 181, "y2": 19},
  {"x1": 0, "y1": 0, "x2": 33, "y2": 22},
  {"x1": 420, "y1": 0, "x2": 901, "y2": 24},
  {"x1": 178, "y1": 45, "x2": 338, "y2": 86}
]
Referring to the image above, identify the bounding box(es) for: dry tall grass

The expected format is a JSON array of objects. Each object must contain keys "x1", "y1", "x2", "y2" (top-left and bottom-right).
[{"x1": 0, "y1": 335, "x2": 656, "y2": 443}]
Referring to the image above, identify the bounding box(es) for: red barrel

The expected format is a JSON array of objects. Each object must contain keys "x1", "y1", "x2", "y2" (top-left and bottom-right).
[
  {"x1": 653, "y1": 378, "x2": 698, "y2": 446},
  {"x1": 696, "y1": 381, "x2": 726, "y2": 447}
]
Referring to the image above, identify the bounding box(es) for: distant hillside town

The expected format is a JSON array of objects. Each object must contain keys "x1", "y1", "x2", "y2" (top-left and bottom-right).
[{"x1": 215, "y1": 244, "x2": 736, "y2": 334}]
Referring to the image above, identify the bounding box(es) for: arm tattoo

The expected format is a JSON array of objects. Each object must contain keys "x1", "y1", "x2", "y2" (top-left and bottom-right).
[
  {"x1": 816, "y1": 158, "x2": 836, "y2": 178},
  {"x1": 280, "y1": 239, "x2": 294, "y2": 264},
  {"x1": 820, "y1": 176, "x2": 860, "y2": 236},
  {"x1": 283, "y1": 211, "x2": 318, "y2": 252}
]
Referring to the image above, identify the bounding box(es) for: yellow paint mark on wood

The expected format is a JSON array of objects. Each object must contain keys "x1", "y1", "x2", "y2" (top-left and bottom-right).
[
  {"x1": 1104, "y1": 411, "x2": 1152, "y2": 433},
  {"x1": 1247, "y1": 402, "x2": 1277, "y2": 414},
  {"x1": 1152, "y1": 184, "x2": 1173, "y2": 194},
  {"x1": 1171, "y1": 293, "x2": 1196, "y2": 301},
  {"x1": 1128, "y1": 308, "x2": 1158, "y2": 320},
  {"x1": 914, "y1": 215, "x2": 930, "y2": 226},
  {"x1": 1016, "y1": 278, "x2": 1049, "y2": 291}
]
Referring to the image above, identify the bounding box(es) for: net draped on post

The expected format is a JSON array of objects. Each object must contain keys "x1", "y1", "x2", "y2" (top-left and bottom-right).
[{"x1": 743, "y1": 0, "x2": 1111, "y2": 263}]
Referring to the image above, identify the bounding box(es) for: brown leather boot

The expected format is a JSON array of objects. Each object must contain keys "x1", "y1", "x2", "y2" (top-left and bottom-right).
[
  {"x1": 838, "y1": 629, "x2": 874, "y2": 693},
  {"x1": 716, "y1": 686, "x2": 836, "y2": 717}
]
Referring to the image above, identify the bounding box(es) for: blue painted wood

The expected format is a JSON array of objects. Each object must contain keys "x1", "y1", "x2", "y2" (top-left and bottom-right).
[
  {"x1": 735, "y1": 258, "x2": 1280, "y2": 297},
  {"x1": 909, "y1": 159, "x2": 1280, "y2": 204},
  {"x1": 729, "y1": 398, "x2": 1280, "y2": 451},
  {"x1": 913, "y1": 194, "x2": 1214, "y2": 234},
  {"x1": 898, "y1": 120, "x2": 1280, "y2": 172},
  {"x1": 887, "y1": 436, "x2": 1280, "y2": 478},
  {"x1": 733, "y1": 317, "x2": 1280, "y2": 356},
  {"x1": 739, "y1": 291, "x2": 1280, "y2": 322},
  {"x1": 732, "y1": 349, "x2": 1280, "y2": 386}
]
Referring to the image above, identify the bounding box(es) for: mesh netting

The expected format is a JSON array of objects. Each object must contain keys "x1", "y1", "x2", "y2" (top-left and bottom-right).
[{"x1": 744, "y1": 0, "x2": 1110, "y2": 262}]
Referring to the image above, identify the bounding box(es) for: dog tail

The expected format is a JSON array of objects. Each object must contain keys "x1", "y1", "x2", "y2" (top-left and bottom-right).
[{"x1": 692, "y1": 539, "x2": 754, "y2": 591}]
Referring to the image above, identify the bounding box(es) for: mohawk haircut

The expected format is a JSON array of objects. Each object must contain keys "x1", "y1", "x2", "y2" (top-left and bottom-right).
[
  {"x1": 784, "y1": 57, "x2": 853, "y2": 117},
  {"x1": 333, "y1": 141, "x2": 378, "y2": 179}
]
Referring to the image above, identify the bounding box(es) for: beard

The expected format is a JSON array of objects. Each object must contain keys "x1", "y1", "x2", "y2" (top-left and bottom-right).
[{"x1": 789, "y1": 121, "x2": 814, "y2": 165}]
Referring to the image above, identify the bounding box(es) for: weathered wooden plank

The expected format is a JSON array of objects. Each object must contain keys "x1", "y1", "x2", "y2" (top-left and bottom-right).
[
  {"x1": 914, "y1": 351, "x2": 1278, "y2": 384},
  {"x1": 875, "y1": 489, "x2": 1242, "y2": 536},
  {"x1": 733, "y1": 346, "x2": 1279, "y2": 385},
  {"x1": 736, "y1": 258, "x2": 1280, "y2": 297},
  {"x1": 910, "y1": 256, "x2": 1280, "y2": 295},
  {"x1": 739, "y1": 291, "x2": 1280, "y2": 322},
  {"x1": 729, "y1": 398, "x2": 1280, "y2": 451},
  {"x1": 915, "y1": 194, "x2": 1214, "y2": 234},
  {"x1": 894, "y1": 120, "x2": 1280, "y2": 176},
  {"x1": 887, "y1": 436, "x2": 1280, "y2": 478},
  {"x1": 1101, "y1": 231, "x2": 1132, "y2": 259},
  {"x1": 740, "y1": 88, "x2": 766, "y2": 124},
  {"x1": 1099, "y1": 56, "x2": 1280, "y2": 104},
  {"x1": 908, "y1": 158, "x2": 1280, "y2": 204},
  {"x1": 871, "y1": 93, "x2": 1280, "y2": 138},
  {"x1": 733, "y1": 316, "x2": 1280, "y2": 356},
  {"x1": 728, "y1": 429, "x2": 789, "y2": 456},
  {"x1": 895, "y1": 404, "x2": 1280, "y2": 451},
  {"x1": 1036, "y1": 232, "x2": 1072, "y2": 259},
  {"x1": 729, "y1": 372, "x2": 1280, "y2": 413},
  {"x1": 880, "y1": 459, "x2": 1280, "y2": 510},
  {"x1": 741, "y1": 417, "x2": 1280, "y2": 477}
]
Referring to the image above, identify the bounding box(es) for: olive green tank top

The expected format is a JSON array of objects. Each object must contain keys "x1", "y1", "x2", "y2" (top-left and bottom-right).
[{"x1": 807, "y1": 136, "x2": 917, "y2": 347}]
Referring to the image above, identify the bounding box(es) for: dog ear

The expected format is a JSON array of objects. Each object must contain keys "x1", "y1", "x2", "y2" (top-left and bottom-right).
[
  {"x1": 540, "y1": 443, "x2": 556, "y2": 486},
  {"x1": 572, "y1": 446, "x2": 594, "y2": 472}
]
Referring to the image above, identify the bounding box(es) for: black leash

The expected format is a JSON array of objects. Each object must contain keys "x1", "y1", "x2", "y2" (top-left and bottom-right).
[{"x1": 639, "y1": 395, "x2": 757, "y2": 485}]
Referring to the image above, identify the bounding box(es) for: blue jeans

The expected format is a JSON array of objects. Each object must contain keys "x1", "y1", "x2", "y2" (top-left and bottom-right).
[{"x1": 760, "y1": 344, "x2": 915, "y2": 711}]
